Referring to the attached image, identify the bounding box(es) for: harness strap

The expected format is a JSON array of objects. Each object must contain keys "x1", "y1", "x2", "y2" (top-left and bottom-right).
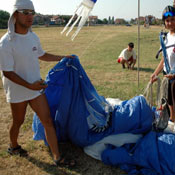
[
  {"x1": 156, "y1": 44, "x2": 175, "y2": 59},
  {"x1": 159, "y1": 31, "x2": 170, "y2": 73}
]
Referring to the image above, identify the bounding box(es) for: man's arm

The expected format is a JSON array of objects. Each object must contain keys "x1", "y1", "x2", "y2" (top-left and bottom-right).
[
  {"x1": 132, "y1": 50, "x2": 137, "y2": 60},
  {"x1": 150, "y1": 58, "x2": 164, "y2": 83},
  {"x1": 153, "y1": 57, "x2": 164, "y2": 75},
  {"x1": 3, "y1": 71, "x2": 47, "y2": 90},
  {"x1": 39, "y1": 53, "x2": 74, "y2": 62}
]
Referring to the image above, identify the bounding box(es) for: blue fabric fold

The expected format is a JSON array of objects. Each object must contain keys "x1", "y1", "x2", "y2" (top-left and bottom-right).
[
  {"x1": 33, "y1": 56, "x2": 153, "y2": 147},
  {"x1": 102, "y1": 131, "x2": 175, "y2": 175}
]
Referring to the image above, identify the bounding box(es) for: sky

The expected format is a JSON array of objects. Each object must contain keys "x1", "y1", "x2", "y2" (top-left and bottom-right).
[{"x1": 0, "y1": 0, "x2": 174, "y2": 21}]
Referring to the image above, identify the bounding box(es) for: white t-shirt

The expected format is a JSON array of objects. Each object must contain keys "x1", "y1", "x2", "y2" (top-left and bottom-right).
[
  {"x1": 0, "y1": 31, "x2": 45, "y2": 103},
  {"x1": 118, "y1": 48, "x2": 137, "y2": 60},
  {"x1": 164, "y1": 33, "x2": 175, "y2": 73}
]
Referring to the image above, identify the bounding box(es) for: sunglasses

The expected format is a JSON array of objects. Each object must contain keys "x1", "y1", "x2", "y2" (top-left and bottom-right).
[
  {"x1": 163, "y1": 11, "x2": 175, "y2": 18},
  {"x1": 17, "y1": 10, "x2": 35, "y2": 15}
]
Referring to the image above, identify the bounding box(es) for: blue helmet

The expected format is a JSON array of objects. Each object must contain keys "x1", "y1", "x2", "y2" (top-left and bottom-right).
[{"x1": 162, "y1": 5, "x2": 175, "y2": 21}]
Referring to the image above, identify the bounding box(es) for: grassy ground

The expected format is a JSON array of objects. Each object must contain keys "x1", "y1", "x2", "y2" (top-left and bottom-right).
[{"x1": 0, "y1": 25, "x2": 164, "y2": 175}]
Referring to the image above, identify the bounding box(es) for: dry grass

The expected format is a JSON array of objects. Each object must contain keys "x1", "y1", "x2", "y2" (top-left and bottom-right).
[{"x1": 0, "y1": 25, "x2": 163, "y2": 175}]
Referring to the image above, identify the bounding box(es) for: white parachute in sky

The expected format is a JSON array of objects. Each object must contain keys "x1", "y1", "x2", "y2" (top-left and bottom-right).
[{"x1": 61, "y1": 0, "x2": 97, "y2": 41}]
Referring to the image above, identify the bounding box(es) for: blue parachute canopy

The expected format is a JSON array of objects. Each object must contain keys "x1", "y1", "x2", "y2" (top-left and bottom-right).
[
  {"x1": 32, "y1": 56, "x2": 175, "y2": 175},
  {"x1": 32, "y1": 56, "x2": 153, "y2": 147}
]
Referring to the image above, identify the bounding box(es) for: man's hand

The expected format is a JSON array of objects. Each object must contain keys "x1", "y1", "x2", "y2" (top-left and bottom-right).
[
  {"x1": 150, "y1": 74, "x2": 158, "y2": 83},
  {"x1": 65, "y1": 55, "x2": 76, "y2": 59},
  {"x1": 164, "y1": 74, "x2": 175, "y2": 80},
  {"x1": 28, "y1": 79, "x2": 48, "y2": 90}
]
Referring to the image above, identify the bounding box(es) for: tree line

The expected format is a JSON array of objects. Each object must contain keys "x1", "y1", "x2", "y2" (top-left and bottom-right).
[
  {"x1": 0, "y1": 10, "x2": 10, "y2": 29},
  {"x1": 0, "y1": 10, "x2": 163, "y2": 29},
  {"x1": 0, "y1": 10, "x2": 117, "y2": 28}
]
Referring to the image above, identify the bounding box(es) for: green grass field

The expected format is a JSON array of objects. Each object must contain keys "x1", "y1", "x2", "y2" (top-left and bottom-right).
[
  {"x1": 0, "y1": 25, "x2": 165, "y2": 175},
  {"x1": 34, "y1": 25, "x2": 164, "y2": 100}
]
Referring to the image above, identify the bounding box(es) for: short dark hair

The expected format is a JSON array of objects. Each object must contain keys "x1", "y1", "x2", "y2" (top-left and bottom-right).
[{"x1": 128, "y1": 42, "x2": 134, "y2": 48}]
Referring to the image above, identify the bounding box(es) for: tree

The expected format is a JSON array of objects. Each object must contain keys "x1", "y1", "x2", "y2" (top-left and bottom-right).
[
  {"x1": 61, "y1": 15, "x2": 72, "y2": 25},
  {"x1": 108, "y1": 16, "x2": 111, "y2": 24},
  {"x1": 130, "y1": 18, "x2": 136, "y2": 24},
  {"x1": 103, "y1": 18, "x2": 108, "y2": 24},
  {"x1": 97, "y1": 19, "x2": 103, "y2": 24},
  {"x1": 112, "y1": 16, "x2": 115, "y2": 24},
  {"x1": 0, "y1": 10, "x2": 10, "y2": 29}
]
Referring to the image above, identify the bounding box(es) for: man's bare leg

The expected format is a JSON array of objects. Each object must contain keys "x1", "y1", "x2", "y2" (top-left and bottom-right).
[
  {"x1": 169, "y1": 105, "x2": 175, "y2": 122},
  {"x1": 9, "y1": 101, "x2": 28, "y2": 148},
  {"x1": 130, "y1": 59, "x2": 136, "y2": 70},
  {"x1": 121, "y1": 58, "x2": 126, "y2": 69},
  {"x1": 29, "y1": 94, "x2": 60, "y2": 160}
]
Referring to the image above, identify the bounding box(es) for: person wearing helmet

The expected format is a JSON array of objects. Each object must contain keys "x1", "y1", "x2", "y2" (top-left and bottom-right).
[
  {"x1": 150, "y1": 5, "x2": 175, "y2": 123},
  {"x1": 0, "y1": 0, "x2": 75, "y2": 167}
]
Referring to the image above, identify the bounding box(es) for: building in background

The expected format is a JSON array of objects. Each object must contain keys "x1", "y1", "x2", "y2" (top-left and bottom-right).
[{"x1": 87, "y1": 16, "x2": 98, "y2": 26}]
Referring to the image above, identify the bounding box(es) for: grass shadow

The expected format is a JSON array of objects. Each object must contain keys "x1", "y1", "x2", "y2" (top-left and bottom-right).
[
  {"x1": 133, "y1": 67, "x2": 154, "y2": 73},
  {"x1": 24, "y1": 155, "x2": 80, "y2": 175},
  {"x1": 24, "y1": 142, "x2": 125, "y2": 175}
]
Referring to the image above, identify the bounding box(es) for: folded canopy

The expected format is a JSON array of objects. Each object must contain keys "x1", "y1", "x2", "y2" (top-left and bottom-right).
[{"x1": 32, "y1": 56, "x2": 175, "y2": 175}]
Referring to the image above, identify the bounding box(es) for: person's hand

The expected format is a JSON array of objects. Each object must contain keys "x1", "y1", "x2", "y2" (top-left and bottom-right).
[
  {"x1": 65, "y1": 55, "x2": 75, "y2": 59},
  {"x1": 150, "y1": 73, "x2": 158, "y2": 83},
  {"x1": 164, "y1": 74, "x2": 175, "y2": 80},
  {"x1": 28, "y1": 79, "x2": 48, "y2": 90}
]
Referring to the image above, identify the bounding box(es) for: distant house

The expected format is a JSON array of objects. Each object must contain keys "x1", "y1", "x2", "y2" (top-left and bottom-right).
[
  {"x1": 87, "y1": 16, "x2": 98, "y2": 26},
  {"x1": 131, "y1": 16, "x2": 146, "y2": 25},
  {"x1": 33, "y1": 14, "x2": 51, "y2": 25},
  {"x1": 115, "y1": 18, "x2": 126, "y2": 25},
  {"x1": 50, "y1": 15, "x2": 65, "y2": 25},
  {"x1": 135, "y1": 16, "x2": 145, "y2": 23}
]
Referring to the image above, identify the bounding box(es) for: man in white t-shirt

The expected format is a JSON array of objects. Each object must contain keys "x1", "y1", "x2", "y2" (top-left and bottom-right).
[
  {"x1": 117, "y1": 42, "x2": 137, "y2": 70},
  {"x1": 0, "y1": 0, "x2": 75, "y2": 167}
]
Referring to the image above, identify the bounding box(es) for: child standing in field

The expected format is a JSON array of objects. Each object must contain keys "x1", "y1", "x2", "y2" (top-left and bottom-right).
[
  {"x1": 117, "y1": 42, "x2": 137, "y2": 70},
  {"x1": 150, "y1": 5, "x2": 175, "y2": 123},
  {"x1": 0, "y1": 0, "x2": 75, "y2": 167}
]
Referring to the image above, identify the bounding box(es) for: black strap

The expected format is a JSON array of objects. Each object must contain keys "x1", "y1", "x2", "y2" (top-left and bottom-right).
[{"x1": 156, "y1": 44, "x2": 175, "y2": 59}]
